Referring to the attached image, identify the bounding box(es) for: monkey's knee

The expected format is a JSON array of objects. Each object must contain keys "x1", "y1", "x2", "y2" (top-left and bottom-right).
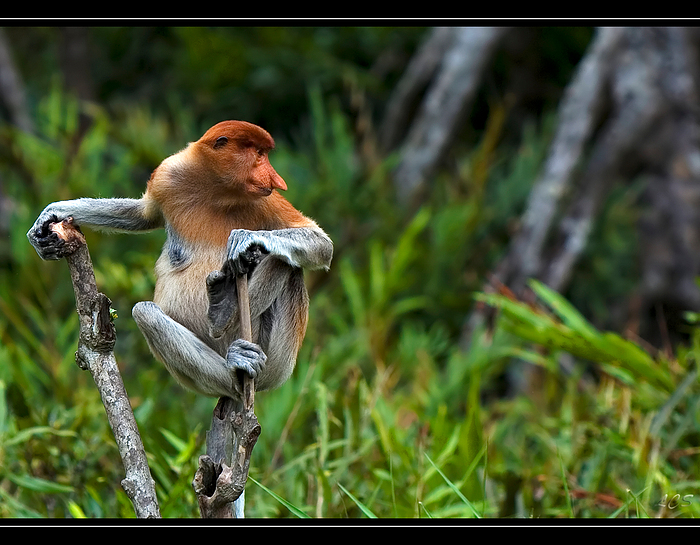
[
  {"x1": 132, "y1": 301, "x2": 170, "y2": 356},
  {"x1": 132, "y1": 300, "x2": 156, "y2": 320},
  {"x1": 132, "y1": 301, "x2": 163, "y2": 331},
  {"x1": 132, "y1": 301, "x2": 237, "y2": 399},
  {"x1": 132, "y1": 301, "x2": 181, "y2": 351}
]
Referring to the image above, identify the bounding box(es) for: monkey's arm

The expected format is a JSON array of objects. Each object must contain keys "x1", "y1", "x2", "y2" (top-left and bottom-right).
[
  {"x1": 28, "y1": 198, "x2": 163, "y2": 260},
  {"x1": 226, "y1": 226, "x2": 333, "y2": 273},
  {"x1": 208, "y1": 226, "x2": 331, "y2": 339}
]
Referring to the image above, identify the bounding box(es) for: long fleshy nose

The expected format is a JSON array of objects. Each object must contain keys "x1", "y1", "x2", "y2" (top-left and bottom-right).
[{"x1": 271, "y1": 172, "x2": 287, "y2": 191}]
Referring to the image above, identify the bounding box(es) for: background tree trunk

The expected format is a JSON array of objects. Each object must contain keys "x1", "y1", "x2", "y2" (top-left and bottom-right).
[
  {"x1": 385, "y1": 26, "x2": 700, "y2": 356},
  {"x1": 0, "y1": 27, "x2": 33, "y2": 134},
  {"x1": 494, "y1": 27, "x2": 700, "y2": 346},
  {"x1": 384, "y1": 27, "x2": 509, "y2": 206}
]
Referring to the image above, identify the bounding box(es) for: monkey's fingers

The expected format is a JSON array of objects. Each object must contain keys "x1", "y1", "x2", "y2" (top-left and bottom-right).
[
  {"x1": 230, "y1": 244, "x2": 267, "y2": 277},
  {"x1": 27, "y1": 217, "x2": 75, "y2": 260},
  {"x1": 28, "y1": 231, "x2": 64, "y2": 260}
]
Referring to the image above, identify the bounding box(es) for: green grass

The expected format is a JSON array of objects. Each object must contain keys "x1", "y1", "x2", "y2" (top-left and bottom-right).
[{"x1": 2, "y1": 85, "x2": 699, "y2": 518}]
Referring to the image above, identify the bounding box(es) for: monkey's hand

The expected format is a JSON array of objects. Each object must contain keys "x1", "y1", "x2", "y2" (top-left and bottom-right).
[
  {"x1": 226, "y1": 339, "x2": 267, "y2": 395},
  {"x1": 225, "y1": 230, "x2": 269, "y2": 277},
  {"x1": 27, "y1": 206, "x2": 76, "y2": 260}
]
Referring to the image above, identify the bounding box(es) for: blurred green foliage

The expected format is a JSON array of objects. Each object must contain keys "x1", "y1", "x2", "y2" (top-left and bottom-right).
[
  {"x1": 1, "y1": 27, "x2": 698, "y2": 519},
  {"x1": 4, "y1": 27, "x2": 424, "y2": 141}
]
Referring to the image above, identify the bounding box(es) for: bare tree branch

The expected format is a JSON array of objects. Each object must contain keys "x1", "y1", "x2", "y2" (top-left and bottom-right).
[
  {"x1": 193, "y1": 273, "x2": 260, "y2": 518},
  {"x1": 47, "y1": 218, "x2": 160, "y2": 518},
  {"x1": 193, "y1": 395, "x2": 260, "y2": 518}
]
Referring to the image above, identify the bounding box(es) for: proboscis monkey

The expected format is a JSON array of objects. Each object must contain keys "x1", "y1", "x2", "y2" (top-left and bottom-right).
[{"x1": 28, "y1": 120, "x2": 333, "y2": 400}]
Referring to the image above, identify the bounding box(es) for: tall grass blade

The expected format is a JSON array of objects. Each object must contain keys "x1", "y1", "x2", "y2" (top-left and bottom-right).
[
  {"x1": 424, "y1": 454, "x2": 481, "y2": 518},
  {"x1": 557, "y1": 449, "x2": 574, "y2": 517},
  {"x1": 249, "y1": 476, "x2": 311, "y2": 518},
  {"x1": 337, "y1": 482, "x2": 378, "y2": 518}
]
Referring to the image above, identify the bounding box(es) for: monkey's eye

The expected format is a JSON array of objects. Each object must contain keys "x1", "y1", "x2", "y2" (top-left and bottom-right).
[{"x1": 213, "y1": 136, "x2": 228, "y2": 149}]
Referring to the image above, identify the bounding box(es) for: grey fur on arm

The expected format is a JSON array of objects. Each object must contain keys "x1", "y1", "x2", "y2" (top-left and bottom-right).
[{"x1": 27, "y1": 198, "x2": 163, "y2": 260}]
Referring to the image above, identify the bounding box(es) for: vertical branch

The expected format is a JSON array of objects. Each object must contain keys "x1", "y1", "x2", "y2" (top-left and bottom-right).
[
  {"x1": 193, "y1": 273, "x2": 261, "y2": 519},
  {"x1": 48, "y1": 219, "x2": 160, "y2": 518},
  {"x1": 236, "y1": 274, "x2": 255, "y2": 411}
]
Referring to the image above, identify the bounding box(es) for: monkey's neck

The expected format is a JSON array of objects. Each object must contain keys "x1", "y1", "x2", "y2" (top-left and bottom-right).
[{"x1": 164, "y1": 191, "x2": 310, "y2": 248}]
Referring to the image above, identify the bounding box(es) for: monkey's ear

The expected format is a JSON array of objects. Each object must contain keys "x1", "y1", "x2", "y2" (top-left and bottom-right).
[{"x1": 213, "y1": 136, "x2": 228, "y2": 149}]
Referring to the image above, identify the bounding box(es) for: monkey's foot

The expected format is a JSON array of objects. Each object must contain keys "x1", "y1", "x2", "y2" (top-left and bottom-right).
[
  {"x1": 206, "y1": 270, "x2": 238, "y2": 338},
  {"x1": 226, "y1": 339, "x2": 267, "y2": 380}
]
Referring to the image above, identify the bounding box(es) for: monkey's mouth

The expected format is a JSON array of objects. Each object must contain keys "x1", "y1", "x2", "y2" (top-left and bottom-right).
[{"x1": 247, "y1": 185, "x2": 274, "y2": 197}]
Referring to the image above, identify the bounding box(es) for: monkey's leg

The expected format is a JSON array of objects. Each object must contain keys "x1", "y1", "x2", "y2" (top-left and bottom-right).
[
  {"x1": 132, "y1": 301, "x2": 265, "y2": 399},
  {"x1": 251, "y1": 268, "x2": 309, "y2": 391}
]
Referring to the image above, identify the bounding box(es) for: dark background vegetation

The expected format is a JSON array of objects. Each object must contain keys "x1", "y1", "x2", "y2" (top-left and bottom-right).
[{"x1": 1, "y1": 25, "x2": 699, "y2": 519}]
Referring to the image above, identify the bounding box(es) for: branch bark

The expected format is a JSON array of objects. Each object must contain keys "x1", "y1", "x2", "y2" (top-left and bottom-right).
[
  {"x1": 193, "y1": 273, "x2": 260, "y2": 519},
  {"x1": 48, "y1": 218, "x2": 160, "y2": 518}
]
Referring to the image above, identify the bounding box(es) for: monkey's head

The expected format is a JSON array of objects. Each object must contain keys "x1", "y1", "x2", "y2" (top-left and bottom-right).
[{"x1": 196, "y1": 120, "x2": 288, "y2": 198}]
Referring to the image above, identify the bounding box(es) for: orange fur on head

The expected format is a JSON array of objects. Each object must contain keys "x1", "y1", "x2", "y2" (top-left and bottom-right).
[
  {"x1": 145, "y1": 120, "x2": 313, "y2": 247},
  {"x1": 198, "y1": 121, "x2": 288, "y2": 194}
]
